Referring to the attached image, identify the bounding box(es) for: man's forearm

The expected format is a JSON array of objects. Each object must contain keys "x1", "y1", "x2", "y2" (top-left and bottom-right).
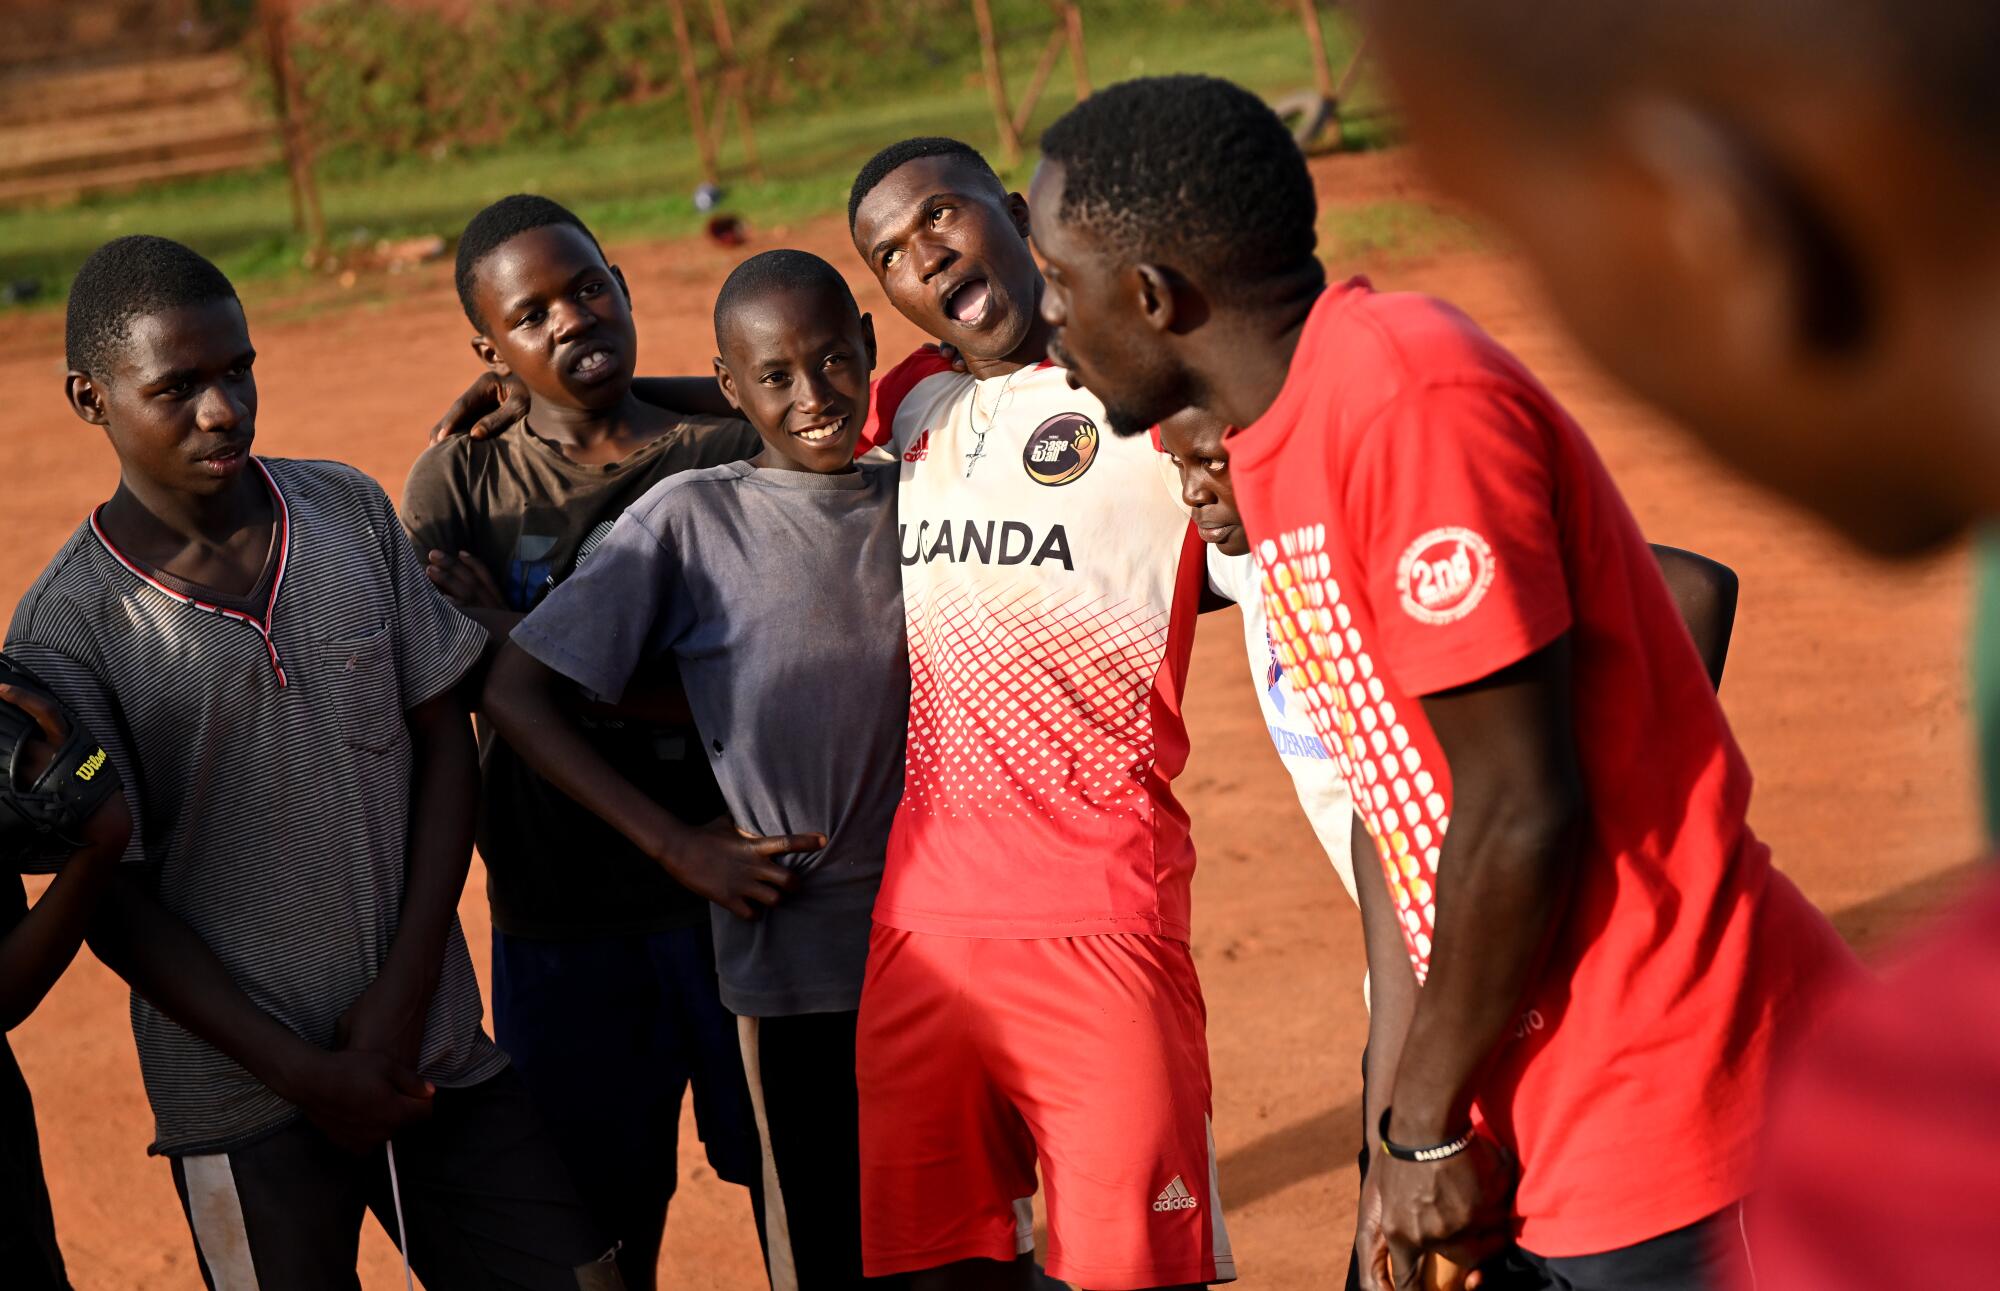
[
  {"x1": 1384, "y1": 802, "x2": 1576, "y2": 1143},
  {"x1": 1355, "y1": 816, "x2": 1418, "y2": 1152},
  {"x1": 87, "y1": 872, "x2": 322, "y2": 1101},
  {"x1": 1383, "y1": 640, "x2": 1585, "y2": 1145}
]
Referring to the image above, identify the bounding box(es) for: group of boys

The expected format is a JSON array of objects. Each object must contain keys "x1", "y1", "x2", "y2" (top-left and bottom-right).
[
  {"x1": 0, "y1": 132, "x2": 1245, "y2": 1291},
  {"x1": 4, "y1": 16, "x2": 1986, "y2": 1288}
]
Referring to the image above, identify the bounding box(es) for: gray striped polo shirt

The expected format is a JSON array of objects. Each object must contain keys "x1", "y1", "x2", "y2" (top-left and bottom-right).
[{"x1": 5, "y1": 457, "x2": 504, "y2": 1155}]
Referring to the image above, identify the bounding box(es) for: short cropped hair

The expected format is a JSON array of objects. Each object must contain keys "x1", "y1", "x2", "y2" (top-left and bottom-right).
[
  {"x1": 1039, "y1": 76, "x2": 1318, "y2": 294},
  {"x1": 713, "y1": 250, "x2": 860, "y2": 351},
  {"x1": 848, "y1": 136, "x2": 1004, "y2": 230},
  {"x1": 65, "y1": 236, "x2": 238, "y2": 377},
  {"x1": 454, "y1": 194, "x2": 605, "y2": 327}
]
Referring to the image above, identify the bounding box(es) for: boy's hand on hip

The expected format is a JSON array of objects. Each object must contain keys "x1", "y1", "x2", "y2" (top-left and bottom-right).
[
  {"x1": 295, "y1": 1048, "x2": 434, "y2": 1154},
  {"x1": 659, "y1": 819, "x2": 819, "y2": 920}
]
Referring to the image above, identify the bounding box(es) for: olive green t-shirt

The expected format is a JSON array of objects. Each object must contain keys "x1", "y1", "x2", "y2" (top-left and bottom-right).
[{"x1": 402, "y1": 415, "x2": 761, "y2": 938}]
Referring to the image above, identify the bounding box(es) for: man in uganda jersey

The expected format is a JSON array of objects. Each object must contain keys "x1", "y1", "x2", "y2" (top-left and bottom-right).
[{"x1": 846, "y1": 136, "x2": 1235, "y2": 1291}]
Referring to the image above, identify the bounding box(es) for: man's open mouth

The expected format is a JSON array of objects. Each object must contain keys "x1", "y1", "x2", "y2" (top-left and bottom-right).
[{"x1": 943, "y1": 277, "x2": 992, "y2": 326}]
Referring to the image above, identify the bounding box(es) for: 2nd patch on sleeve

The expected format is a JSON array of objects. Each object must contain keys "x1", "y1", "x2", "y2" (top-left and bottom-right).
[{"x1": 1396, "y1": 527, "x2": 1495, "y2": 625}]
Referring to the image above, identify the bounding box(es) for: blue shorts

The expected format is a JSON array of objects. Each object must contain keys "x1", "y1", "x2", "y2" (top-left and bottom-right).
[{"x1": 491, "y1": 926, "x2": 761, "y2": 1248}]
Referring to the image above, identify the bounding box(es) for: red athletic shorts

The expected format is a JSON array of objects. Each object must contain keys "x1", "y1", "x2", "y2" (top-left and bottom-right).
[{"x1": 856, "y1": 926, "x2": 1236, "y2": 1288}]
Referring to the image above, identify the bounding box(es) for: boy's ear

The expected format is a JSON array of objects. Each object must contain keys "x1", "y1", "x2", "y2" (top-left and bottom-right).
[
  {"x1": 861, "y1": 312, "x2": 877, "y2": 369},
  {"x1": 469, "y1": 334, "x2": 509, "y2": 374},
  {"x1": 713, "y1": 356, "x2": 744, "y2": 412},
  {"x1": 65, "y1": 372, "x2": 109, "y2": 427},
  {"x1": 611, "y1": 264, "x2": 632, "y2": 307},
  {"x1": 1007, "y1": 191, "x2": 1033, "y2": 242},
  {"x1": 1622, "y1": 97, "x2": 1872, "y2": 361}
]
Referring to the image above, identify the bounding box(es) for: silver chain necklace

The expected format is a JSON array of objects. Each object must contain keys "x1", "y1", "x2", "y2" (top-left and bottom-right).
[{"x1": 965, "y1": 364, "x2": 1029, "y2": 478}]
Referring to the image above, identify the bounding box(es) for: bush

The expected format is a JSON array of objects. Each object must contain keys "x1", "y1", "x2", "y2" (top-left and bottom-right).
[{"x1": 287, "y1": 0, "x2": 1294, "y2": 164}]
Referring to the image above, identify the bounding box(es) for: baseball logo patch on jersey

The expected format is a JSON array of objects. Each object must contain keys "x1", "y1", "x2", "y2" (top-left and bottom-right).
[
  {"x1": 1022, "y1": 413, "x2": 1099, "y2": 486},
  {"x1": 1396, "y1": 526, "x2": 1495, "y2": 625}
]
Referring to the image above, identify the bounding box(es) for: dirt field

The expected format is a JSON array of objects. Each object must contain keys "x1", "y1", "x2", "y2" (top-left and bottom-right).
[{"x1": 0, "y1": 149, "x2": 1981, "y2": 1289}]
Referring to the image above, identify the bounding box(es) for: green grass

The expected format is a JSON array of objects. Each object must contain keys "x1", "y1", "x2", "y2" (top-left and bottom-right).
[
  {"x1": 0, "y1": 8, "x2": 1391, "y2": 310},
  {"x1": 1321, "y1": 200, "x2": 1483, "y2": 264}
]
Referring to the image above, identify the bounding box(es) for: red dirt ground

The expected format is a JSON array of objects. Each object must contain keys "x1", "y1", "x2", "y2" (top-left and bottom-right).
[{"x1": 0, "y1": 149, "x2": 1980, "y2": 1289}]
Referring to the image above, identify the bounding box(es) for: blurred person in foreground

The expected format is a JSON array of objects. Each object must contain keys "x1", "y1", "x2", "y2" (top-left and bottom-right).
[{"x1": 1358, "y1": 2, "x2": 2000, "y2": 1286}]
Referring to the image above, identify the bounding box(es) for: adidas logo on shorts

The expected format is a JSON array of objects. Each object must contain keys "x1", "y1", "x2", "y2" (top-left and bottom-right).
[{"x1": 1152, "y1": 1175, "x2": 1199, "y2": 1212}]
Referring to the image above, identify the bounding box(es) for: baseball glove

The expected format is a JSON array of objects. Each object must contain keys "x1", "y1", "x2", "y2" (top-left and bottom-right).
[{"x1": 0, "y1": 653, "x2": 121, "y2": 863}]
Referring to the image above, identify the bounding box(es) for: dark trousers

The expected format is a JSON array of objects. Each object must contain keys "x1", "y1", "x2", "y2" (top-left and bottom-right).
[
  {"x1": 492, "y1": 925, "x2": 762, "y2": 1288},
  {"x1": 0, "y1": 1038, "x2": 67, "y2": 1291},
  {"x1": 169, "y1": 1068, "x2": 616, "y2": 1291},
  {"x1": 740, "y1": 1010, "x2": 909, "y2": 1290},
  {"x1": 1501, "y1": 1207, "x2": 1746, "y2": 1291}
]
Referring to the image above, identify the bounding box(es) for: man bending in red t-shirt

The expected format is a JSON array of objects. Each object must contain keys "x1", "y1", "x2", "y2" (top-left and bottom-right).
[{"x1": 1026, "y1": 75, "x2": 1858, "y2": 1291}]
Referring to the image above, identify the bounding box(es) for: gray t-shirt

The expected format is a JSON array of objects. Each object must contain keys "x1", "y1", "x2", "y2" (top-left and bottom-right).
[
  {"x1": 5, "y1": 458, "x2": 503, "y2": 1155},
  {"x1": 513, "y1": 460, "x2": 907, "y2": 1016}
]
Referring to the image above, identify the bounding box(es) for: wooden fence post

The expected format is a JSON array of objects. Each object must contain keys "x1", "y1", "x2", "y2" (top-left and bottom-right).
[
  {"x1": 255, "y1": 0, "x2": 326, "y2": 264},
  {"x1": 705, "y1": 0, "x2": 764, "y2": 182},
  {"x1": 1061, "y1": 2, "x2": 1089, "y2": 100},
  {"x1": 1011, "y1": 28, "x2": 1069, "y2": 140},
  {"x1": 665, "y1": 0, "x2": 720, "y2": 186},
  {"x1": 1297, "y1": 0, "x2": 1335, "y2": 103},
  {"x1": 993, "y1": 1, "x2": 1093, "y2": 147},
  {"x1": 1334, "y1": 31, "x2": 1371, "y2": 103},
  {"x1": 969, "y1": 0, "x2": 1022, "y2": 168}
]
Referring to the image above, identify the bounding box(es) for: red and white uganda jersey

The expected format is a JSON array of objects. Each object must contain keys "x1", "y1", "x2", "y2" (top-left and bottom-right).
[{"x1": 858, "y1": 348, "x2": 1205, "y2": 939}]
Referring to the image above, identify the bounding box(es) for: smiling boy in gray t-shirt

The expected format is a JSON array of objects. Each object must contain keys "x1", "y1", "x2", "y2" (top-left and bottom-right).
[{"x1": 486, "y1": 249, "x2": 906, "y2": 1287}]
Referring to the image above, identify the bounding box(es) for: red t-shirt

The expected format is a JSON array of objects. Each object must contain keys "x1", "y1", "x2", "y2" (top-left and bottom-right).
[
  {"x1": 1746, "y1": 871, "x2": 2000, "y2": 1290},
  {"x1": 1227, "y1": 279, "x2": 1857, "y2": 1255}
]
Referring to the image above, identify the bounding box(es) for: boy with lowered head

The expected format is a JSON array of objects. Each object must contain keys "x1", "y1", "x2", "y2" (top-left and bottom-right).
[{"x1": 8, "y1": 235, "x2": 615, "y2": 1289}]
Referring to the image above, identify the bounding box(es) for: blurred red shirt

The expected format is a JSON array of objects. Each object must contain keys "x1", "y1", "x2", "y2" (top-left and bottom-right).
[{"x1": 1747, "y1": 869, "x2": 2000, "y2": 1288}]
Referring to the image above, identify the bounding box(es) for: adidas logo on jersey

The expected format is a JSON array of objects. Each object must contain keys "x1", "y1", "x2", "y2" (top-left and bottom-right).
[
  {"x1": 904, "y1": 430, "x2": 933, "y2": 463},
  {"x1": 1152, "y1": 1176, "x2": 1198, "y2": 1212}
]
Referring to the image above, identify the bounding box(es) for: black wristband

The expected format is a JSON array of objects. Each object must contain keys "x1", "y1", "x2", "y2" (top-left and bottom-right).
[{"x1": 1378, "y1": 1107, "x2": 1476, "y2": 1163}]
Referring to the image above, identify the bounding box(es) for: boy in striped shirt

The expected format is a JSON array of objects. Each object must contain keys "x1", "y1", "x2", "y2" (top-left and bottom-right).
[{"x1": 6, "y1": 236, "x2": 618, "y2": 1290}]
